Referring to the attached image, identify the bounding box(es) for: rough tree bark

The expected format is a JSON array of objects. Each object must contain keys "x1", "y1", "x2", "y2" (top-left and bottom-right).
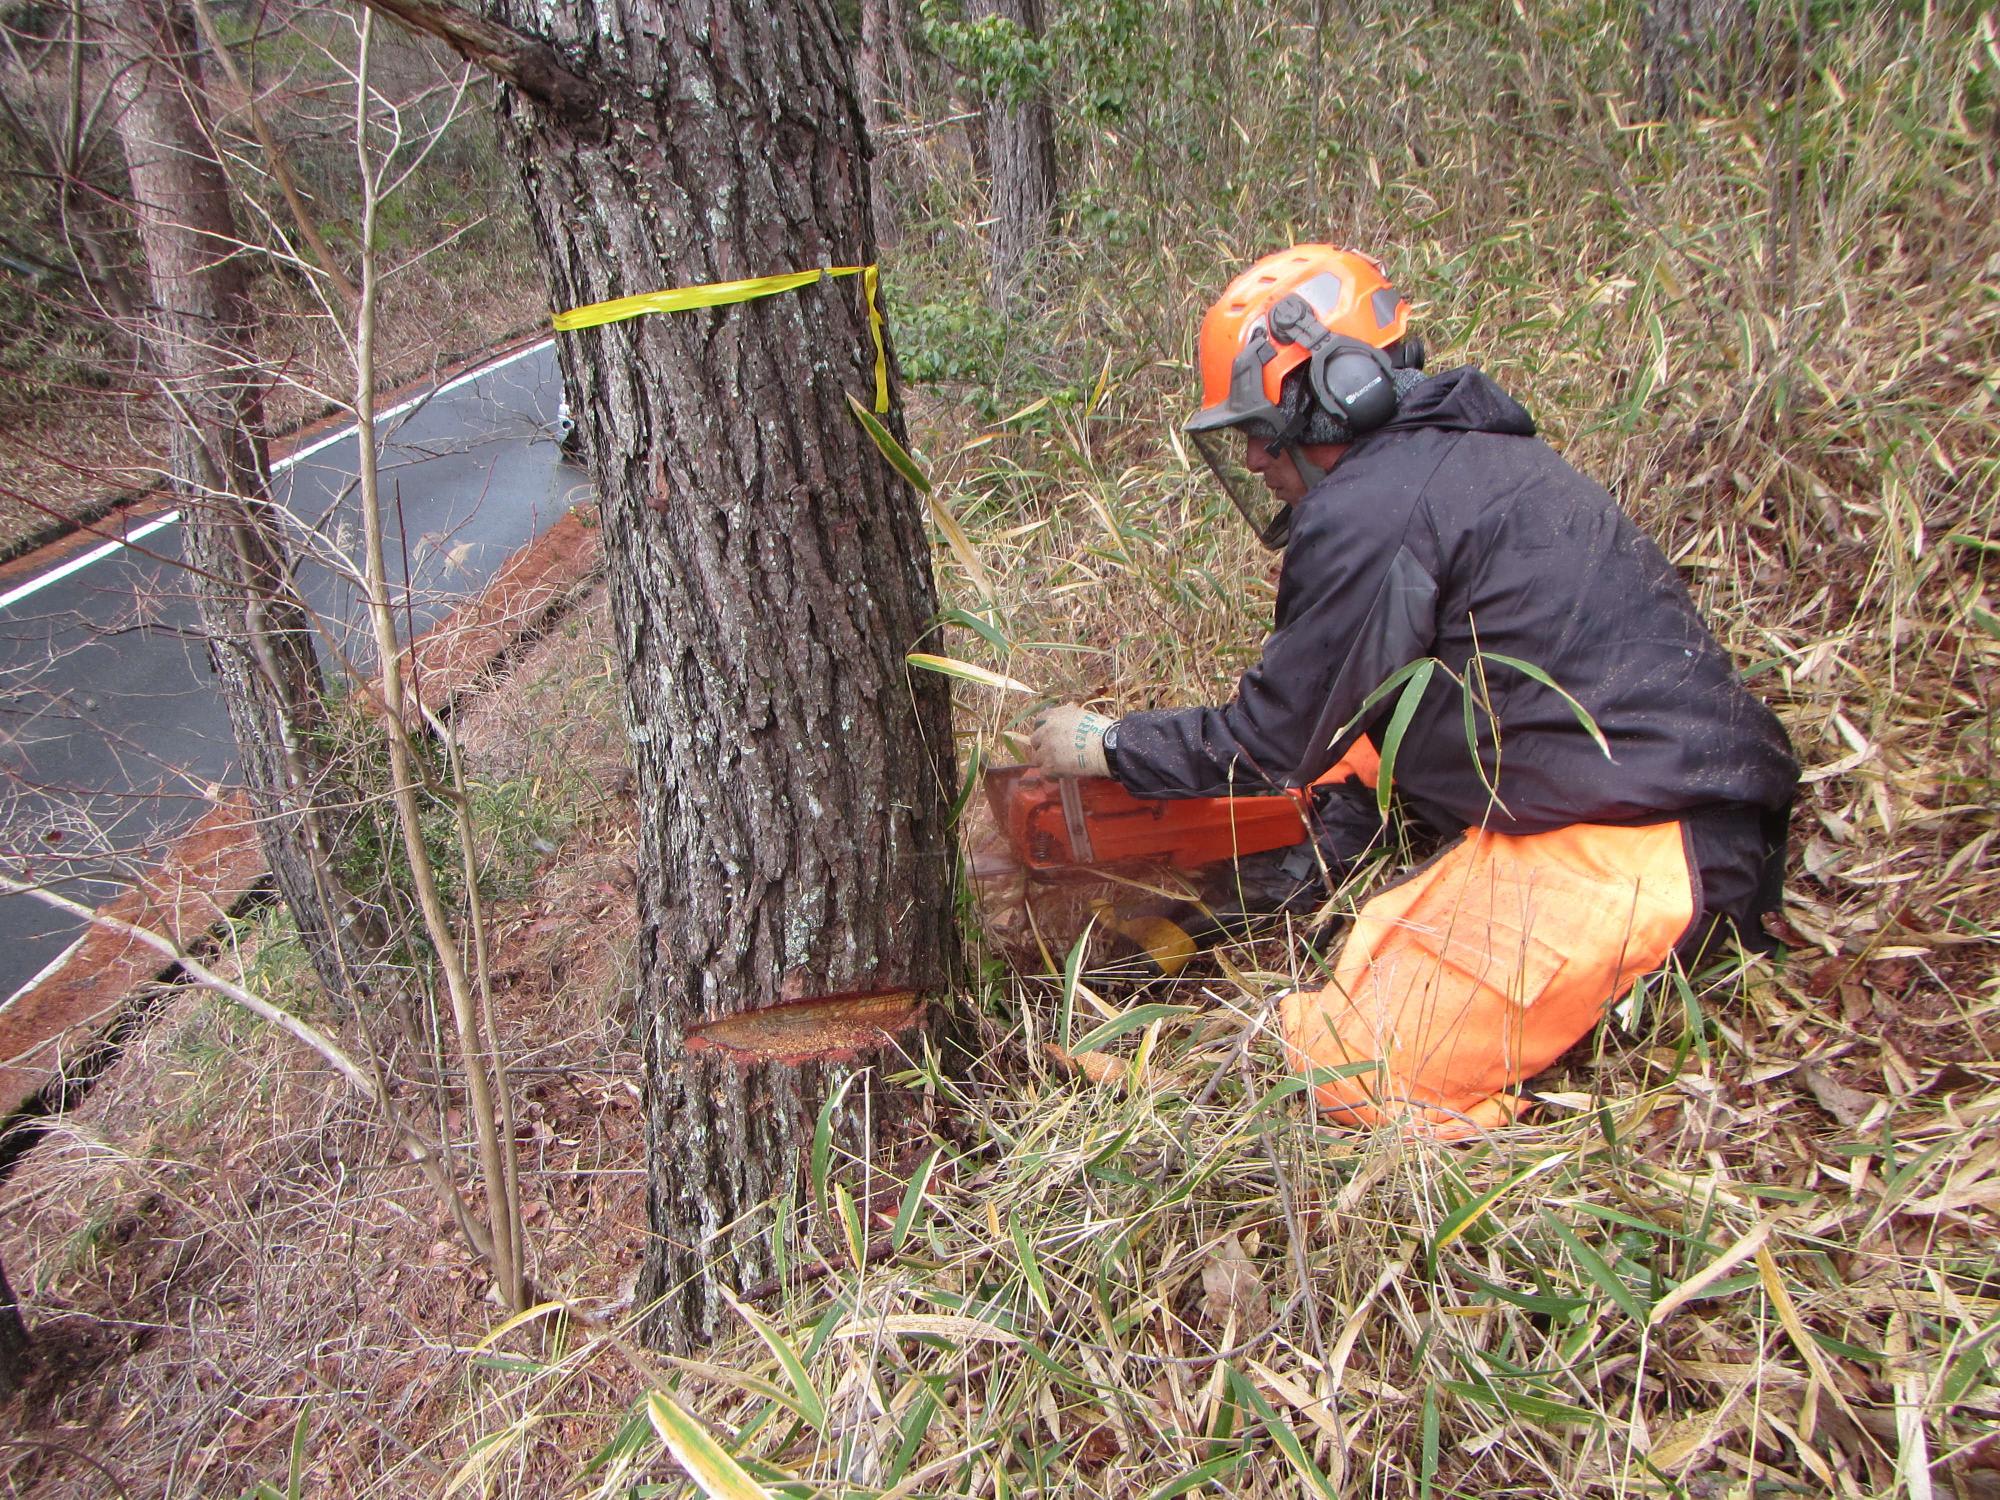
[
  {"x1": 969, "y1": 0, "x2": 1055, "y2": 309},
  {"x1": 857, "y1": 0, "x2": 903, "y2": 245},
  {"x1": 359, "y1": 0, "x2": 960, "y2": 1351},
  {"x1": 93, "y1": 0, "x2": 379, "y2": 998},
  {"x1": 1640, "y1": 0, "x2": 1753, "y2": 117}
]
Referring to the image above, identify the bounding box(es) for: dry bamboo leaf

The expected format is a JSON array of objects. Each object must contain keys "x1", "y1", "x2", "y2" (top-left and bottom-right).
[
  {"x1": 1198, "y1": 1232, "x2": 1266, "y2": 1329},
  {"x1": 1246, "y1": 1360, "x2": 1344, "y2": 1444},
  {"x1": 1802, "y1": 1066, "x2": 1880, "y2": 1128},
  {"x1": 1043, "y1": 1043, "x2": 1129, "y2": 1085},
  {"x1": 832, "y1": 1313, "x2": 1020, "y2": 1345},
  {"x1": 1903, "y1": 1141, "x2": 2000, "y2": 1216},
  {"x1": 1647, "y1": 1403, "x2": 1749, "y2": 1475},
  {"x1": 1888, "y1": 1313, "x2": 1937, "y2": 1500},
  {"x1": 1650, "y1": 1217, "x2": 1777, "y2": 1326}
]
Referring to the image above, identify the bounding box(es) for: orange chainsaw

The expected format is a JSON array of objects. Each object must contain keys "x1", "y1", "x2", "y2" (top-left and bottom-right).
[{"x1": 981, "y1": 739, "x2": 1379, "y2": 874}]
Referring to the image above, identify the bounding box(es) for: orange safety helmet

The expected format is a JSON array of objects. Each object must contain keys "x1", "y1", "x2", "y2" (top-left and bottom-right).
[{"x1": 1187, "y1": 245, "x2": 1416, "y2": 546}]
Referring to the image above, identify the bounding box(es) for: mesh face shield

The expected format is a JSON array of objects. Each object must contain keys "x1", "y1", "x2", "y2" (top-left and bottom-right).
[{"x1": 1190, "y1": 425, "x2": 1292, "y2": 551}]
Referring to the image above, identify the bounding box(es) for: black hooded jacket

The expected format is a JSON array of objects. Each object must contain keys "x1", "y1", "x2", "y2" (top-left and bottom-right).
[{"x1": 1108, "y1": 369, "x2": 1797, "y2": 851}]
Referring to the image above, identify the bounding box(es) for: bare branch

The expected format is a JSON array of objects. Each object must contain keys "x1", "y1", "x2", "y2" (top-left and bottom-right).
[{"x1": 349, "y1": 0, "x2": 603, "y2": 136}]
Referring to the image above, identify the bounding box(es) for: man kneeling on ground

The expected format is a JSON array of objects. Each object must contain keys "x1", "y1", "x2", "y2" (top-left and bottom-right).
[{"x1": 1027, "y1": 245, "x2": 1798, "y2": 1137}]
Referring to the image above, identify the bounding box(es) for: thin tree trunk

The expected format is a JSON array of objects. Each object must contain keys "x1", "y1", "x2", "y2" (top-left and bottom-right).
[
  {"x1": 885, "y1": 0, "x2": 918, "y2": 119},
  {"x1": 858, "y1": 0, "x2": 900, "y2": 245},
  {"x1": 0, "y1": 1255, "x2": 30, "y2": 1398},
  {"x1": 187, "y1": 0, "x2": 359, "y2": 308},
  {"x1": 1640, "y1": 0, "x2": 1753, "y2": 117},
  {"x1": 968, "y1": 0, "x2": 1055, "y2": 309},
  {"x1": 438, "y1": 0, "x2": 958, "y2": 1351},
  {"x1": 94, "y1": 0, "x2": 378, "y2": 998}
]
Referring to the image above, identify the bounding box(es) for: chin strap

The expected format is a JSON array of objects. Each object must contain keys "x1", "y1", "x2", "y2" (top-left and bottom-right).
[{"x1": 1289, "y1": 448, "x2": 1328, "y2": 489}]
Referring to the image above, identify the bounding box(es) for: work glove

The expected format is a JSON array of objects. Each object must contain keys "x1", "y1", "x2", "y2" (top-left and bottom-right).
[{"x1": 1028, "y1": 704, "x2": 1115, "y2": 778}]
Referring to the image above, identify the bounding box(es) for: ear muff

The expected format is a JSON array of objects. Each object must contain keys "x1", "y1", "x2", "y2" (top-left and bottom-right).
[{"x1": 1268, "y1": 292, "x2": 1401, "y2": 435}]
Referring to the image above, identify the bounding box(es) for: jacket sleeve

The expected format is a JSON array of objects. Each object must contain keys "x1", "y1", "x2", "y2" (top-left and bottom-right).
[{"x1": 1108, "y1": 486, "x2": 1438, "y2": 799}]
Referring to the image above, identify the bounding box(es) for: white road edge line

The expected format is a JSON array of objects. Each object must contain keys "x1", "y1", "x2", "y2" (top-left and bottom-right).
[
  {"x1": 0, "y1": 511, "x2": 183, "y2": 612},
  {"x1": 0, "y1": 337, "x2": 555, "y2": 615}
]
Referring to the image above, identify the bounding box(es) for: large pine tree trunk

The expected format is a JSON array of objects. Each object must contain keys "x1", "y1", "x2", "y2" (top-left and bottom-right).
[
  {"x1": 969, "y1": 0, "x2": 1056, "y2": 309},
  {"x1": 95, "y1": 0, "x2": 378, "y2": 997},
  {"x1": 466, "y1": 0, "x2": 958, "y2": 1350}
]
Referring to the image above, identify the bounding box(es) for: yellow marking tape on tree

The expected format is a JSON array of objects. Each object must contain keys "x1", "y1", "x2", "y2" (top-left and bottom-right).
[{"x1": 553, "y1": 263, "x2": 890, "y2": 412}]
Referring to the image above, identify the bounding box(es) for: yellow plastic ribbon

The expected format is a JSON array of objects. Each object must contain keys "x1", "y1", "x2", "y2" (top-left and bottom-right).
[{"x1": 553, "y1": 263, "x2": 890, "y2": 413}]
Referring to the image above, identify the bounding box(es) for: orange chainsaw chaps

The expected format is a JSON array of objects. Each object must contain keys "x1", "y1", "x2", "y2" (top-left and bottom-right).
[
  {"x1": 986, "y1": 739, "x2": 1379, "y2": 872},
  {"x1": 1279, "y1": 821, "x2": 1695, "y2": 1140}
]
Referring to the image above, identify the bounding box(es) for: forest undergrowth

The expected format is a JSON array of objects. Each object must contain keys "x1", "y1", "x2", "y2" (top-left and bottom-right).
[
  {"x1": 544, "y1": 2, "x2": 1998, "y2": 1495},
  {"x1": 1, "y1": 0, "x2": 1996, "y2": 1495}
]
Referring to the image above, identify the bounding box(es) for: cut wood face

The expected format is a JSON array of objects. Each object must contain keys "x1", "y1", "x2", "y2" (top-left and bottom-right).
[{"x1": 685, "y1": 989, "x2": 927, "y2": 1068}]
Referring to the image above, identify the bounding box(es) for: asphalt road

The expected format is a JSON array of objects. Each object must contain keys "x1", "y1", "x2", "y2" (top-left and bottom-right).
[{"x1": 0, "y1": 340, "x2": 583, "y2": 1004}]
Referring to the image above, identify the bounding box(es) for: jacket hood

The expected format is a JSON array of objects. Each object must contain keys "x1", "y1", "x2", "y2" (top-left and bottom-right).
[{"x1": 1382, "y1": 366, "x2": 1537, "y2": 437}]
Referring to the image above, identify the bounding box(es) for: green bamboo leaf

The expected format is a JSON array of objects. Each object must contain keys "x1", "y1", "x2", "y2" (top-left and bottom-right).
[
  {"x1": 884, "y1": 1385, "x2": 940, "y2": 1485},
  {"x1": 771, "y1": 1193, "x2": 792, "y2": 1285},
  {"x1": 1439, "y1": 1377, "x2": 1599, "y2": 1425},
  {"x1": 1431, "y1": 1151, "x2": 1572, "y2": 1257},
  {"x1": 1545, "y1": 1212, "x2": 1651, "y2": 1323},
  {"x1": 1069, "y1": 1002, "x2": 1196, "y2": 1056},
  {"x1": 1478, "y1": 651, "x2": 1612, "y2": 758},
  {"x1": 1243, "y1": 1060, "x2": 1386, "y2": 1123},
  {"x1": 891, "y1": 1145, "x2": 942, "y2": 1252},
  {"x1": 938, "y1": 606, "x2": 1013, "y2": 653},
  {"x1": 645, "y1": 1390, "x2": 779, "y2": 1500},
  {"x1": 947, "y1": 740, "x2": 985, "y2": 830},
  {"x1": 286, "y1": 1403, "x2": 310, "y2": 1500},
  {"x1": 1941, "y1": 1337, "x2": 1996, "y2": 1406},
  {"x1": 1373, "y1": 658, "x2": 1437, "y2": 815},
  {"x1": 811, "y1": 1072, "x2": 860, "y2": 1216},
  {"x1": 835, "y1": 1181, "x2": 866, "y2": 1269},
  {"x1": 1456, "y1": 1269, "x2": 1591, "y2": 1318},
  {"x1": 1226, "y1": 1367, "x2": 1338, "y2": 1499},
  {"x1": 847, "y1": 391, "x2": 929, "y2": 492},
  {"x1": 1010, "y1": 1213, "x2": 1053, "y2": 1316},
  {"x1": 727, "y1": 1293, "x2": 827, "y2": 1433},
  {"x1": 905, "y1": 651, "x2": 1037, "y2": 695},
  {"x1": 1419, "y1": 1385, "x2": 1439, "y2": 1500},
  {"x1": 1143, "y1": 1449, "x2": 1251, "y2": 1500},
  {"x1": 581, "y1": 1406, "x2": 653, "y2": 1476},
  {"x1": 1328, "y1": 655, "x2": 1435, "y2": 746},
  {"x1": 1060, "y1": 916, "x2": 1096, "y2": 1053}
]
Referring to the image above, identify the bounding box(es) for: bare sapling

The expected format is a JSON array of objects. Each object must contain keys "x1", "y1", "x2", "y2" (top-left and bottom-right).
[{"x1": 347, "y1": 7, "x2": 526, "y2": 1314}]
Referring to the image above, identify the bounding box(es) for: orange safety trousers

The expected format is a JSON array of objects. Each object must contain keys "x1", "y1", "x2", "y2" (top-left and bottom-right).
[{"x1": 1279, "y1": 821, "x2": 1696, "y2": 1139}]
